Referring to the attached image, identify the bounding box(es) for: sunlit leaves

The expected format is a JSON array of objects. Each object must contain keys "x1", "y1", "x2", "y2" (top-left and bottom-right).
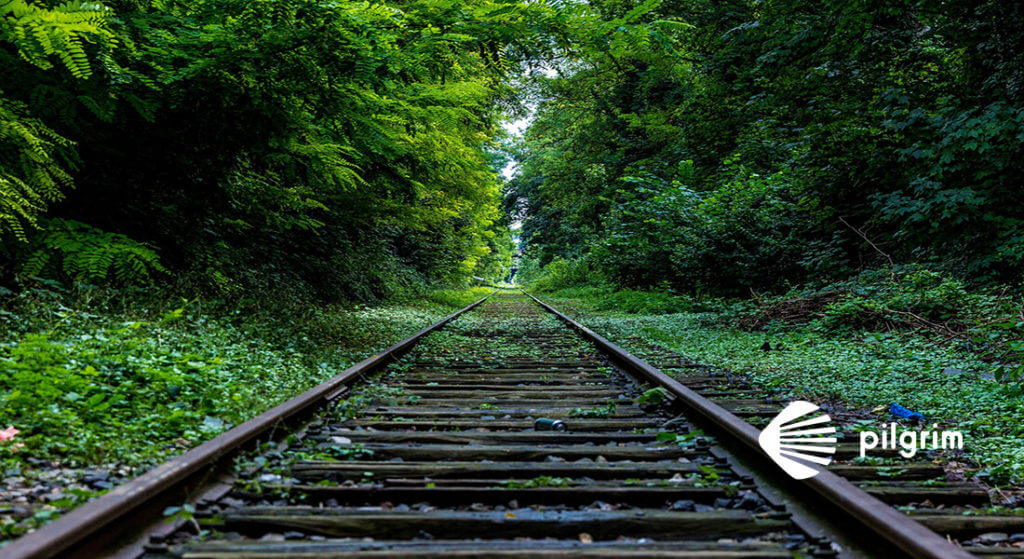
[{"x1": 1, "y1": 0, "x2": 543, "y2": 289}]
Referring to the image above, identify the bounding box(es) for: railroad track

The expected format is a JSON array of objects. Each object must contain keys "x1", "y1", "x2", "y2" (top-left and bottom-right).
[{"x1": 3, "y1": 291, "x2": 1014, "y2": 558}]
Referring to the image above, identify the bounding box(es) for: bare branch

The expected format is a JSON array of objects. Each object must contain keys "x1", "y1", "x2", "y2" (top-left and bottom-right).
[{"x1": 838, "y1": 216, "x2": 895, "y2": 271}]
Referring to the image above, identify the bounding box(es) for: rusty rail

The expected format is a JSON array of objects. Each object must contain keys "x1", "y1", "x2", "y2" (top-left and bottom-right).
[
  {"x1": 524, "y1": 290, "x2": 974, "y2": 559},
  {"x1": 0, "y1": 292, "x2": 494, "y2": 559}
]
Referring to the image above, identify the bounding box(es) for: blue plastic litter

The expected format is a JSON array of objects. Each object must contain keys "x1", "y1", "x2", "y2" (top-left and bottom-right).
[{"x1": 890, "y1": 403, "x2": 925, "y2": 421}]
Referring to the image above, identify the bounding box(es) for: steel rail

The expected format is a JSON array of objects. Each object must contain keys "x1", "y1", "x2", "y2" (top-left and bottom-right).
[
  {"x1": 524, "y1": 290, "x2": 974, "y2": 559},
  {"x1": 1, "y1": 292, "x2": 494, "y2": 559}
]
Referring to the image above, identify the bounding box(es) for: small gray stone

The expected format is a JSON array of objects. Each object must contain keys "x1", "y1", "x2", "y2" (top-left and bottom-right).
[
  {"x1": 978, "y1": 532, "x2": 1009, "y2": 544},
  {"x1": 735, "y1": 492, "x2": 764, "y2": 510},
  {"x1": 283, "y1": 531, "x2": 305, "y2": 540},
  {"x1": 694, "y1": 504, "x2": 715, "y2": 513},
  {"x1": 82, "y1": 471, "x2": 109, "y2": 484},
  {"x1": 670, "y1": 499, "x2": 694, "y2": 511},
  {"x1": 1009, "y1": 533, "x2": 1024, "y2": 543}
]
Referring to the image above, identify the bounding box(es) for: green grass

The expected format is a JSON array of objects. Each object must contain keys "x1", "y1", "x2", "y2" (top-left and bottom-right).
[
  {"x1": 541, "y1": 290, "x2": 1024, "y2": 484},
  {"x1": 397, "y1": 286, "x2": 493, "y2": 309},
  {"x1": 0, "y1": 286, "x2": 489, "y2": 471}
]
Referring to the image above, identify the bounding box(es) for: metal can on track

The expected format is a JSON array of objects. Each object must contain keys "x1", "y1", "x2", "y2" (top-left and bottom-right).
[{"x1": 534, "y1": 418, "x2": 566, "y2": 431}]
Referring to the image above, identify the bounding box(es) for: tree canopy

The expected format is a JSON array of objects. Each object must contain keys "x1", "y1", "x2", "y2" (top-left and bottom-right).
[
  {"x1": 2, "y1": 0, "x2": 567, "y2": 299},
  {"x1": 4, "y1": 0, "x2": 1022, "y2": 300},
  {"x1": 509, "y1": 0, "x2": 1024, "y2": 294}
]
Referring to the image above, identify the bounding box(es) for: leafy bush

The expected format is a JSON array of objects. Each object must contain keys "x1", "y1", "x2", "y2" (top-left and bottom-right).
[
  {"x1": 741, "y1": 267, "x2": 1018, "y2": 337},
  {"x1": 816, "y1": 268, "x2": 978, "y2": 331},
  {"x1": 667, "y1": 165, "x2": 812, "y2": 293},
  {"x1": 528, "y1": 257, "x2": 600, "y2": 292},
  {"x1": 539, "y1": 285, "x2": 745, "y2": 317},
  {"x1": 1, "y1": 0, "x2": 112, "y2": 79},
  {"x1": 15, "y1": 220, "x2": 166, "y2": 285},
  {"x1": 592, "y1": 288, "x2": 695, "y2": 315},
  {"x1": 0, "y1": 0, "x2": 114, "y2": 240},
  {"x1": 530, "y1": 162, "x2": 815, "y2": 295},
  {"x1": 0, "y1": 101, "x2": 74, "y2": 241},
  {"x1": 417, "y1": 287, "x2": 494, "y2": 308}
]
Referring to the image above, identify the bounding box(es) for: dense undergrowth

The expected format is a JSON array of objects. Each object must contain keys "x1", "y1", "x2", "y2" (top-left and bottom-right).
[
  {"x1": 0, "y1": 286, "x2": 491, "y2": 471},
  {"x1": 532, "y1": 270, "x2": 1024, "y2": 483}
]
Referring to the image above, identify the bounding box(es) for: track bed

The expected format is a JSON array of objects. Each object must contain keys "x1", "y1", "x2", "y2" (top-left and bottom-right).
[
  {"x1": 143, "y1": 295, "x2": 828, "y2": 558},
  {"x1": 6, "y1": 292, "x2": 997, "y2": 558}
]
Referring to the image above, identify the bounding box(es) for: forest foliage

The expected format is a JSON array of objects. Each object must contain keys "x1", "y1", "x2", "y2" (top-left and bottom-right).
[
  {"x1": 509, "y1": 0, "x2": 1024, "y2": 295},
  {"x1": 4, "y1": 0, "x2": 1023, "y2": 373},
  {"x1": 13, "y1": 0, "x2": 1012, "y2": 305},
  {"x1": 0, "y1": 0, "x2": 571, "y2": 300}
]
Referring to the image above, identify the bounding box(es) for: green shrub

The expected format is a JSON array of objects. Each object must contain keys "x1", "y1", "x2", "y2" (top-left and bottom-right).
[
  {"x1": 737, "y1": 266, "x2": 1019, "y2": 338},
  {"x1": 529, "y1": 258, "x2": 600, "y2": 292},
  {"x1": 417, "y1": 287, "x2": 494, "y2": 308},
  {"x1": 592, "y1": 289, "x2": 696, "y2": 315},
  {"x1": 16, "y1": 219, "x2": 166, "y2": 286},
  {"x1": 812, "y1": 267, "x2": 1009, "y2": 334},
  {"x1": 541, "y1": 286, "x2": 743, "y2": 317}
]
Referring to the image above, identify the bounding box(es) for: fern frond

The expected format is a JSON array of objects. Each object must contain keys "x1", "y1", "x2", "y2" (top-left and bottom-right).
[
  {"x1": 2, "y1": 0, "x2": 113, "y2": 78},
  {"x1": 0, "y1": 98, "x2": 75, "y2": 240},
  {"x1": 17, "y1": 219, "x2": 165, "y2": 284}
]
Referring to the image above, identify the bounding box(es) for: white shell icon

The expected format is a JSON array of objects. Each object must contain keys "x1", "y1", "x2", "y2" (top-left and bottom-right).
[{"x1": 758, "y1": 400, "x2": 837, "y2": 480}]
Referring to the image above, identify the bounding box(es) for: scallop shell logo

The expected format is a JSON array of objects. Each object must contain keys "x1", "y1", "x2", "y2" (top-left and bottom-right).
[{"x1": 758, "y1": 400, "x2": 837, "y2": 480}]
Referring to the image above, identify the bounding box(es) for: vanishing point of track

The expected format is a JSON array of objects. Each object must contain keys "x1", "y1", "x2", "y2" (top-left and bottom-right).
[{"x1": 0, "y1": 292, "x2": 997, "y2": 558}]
